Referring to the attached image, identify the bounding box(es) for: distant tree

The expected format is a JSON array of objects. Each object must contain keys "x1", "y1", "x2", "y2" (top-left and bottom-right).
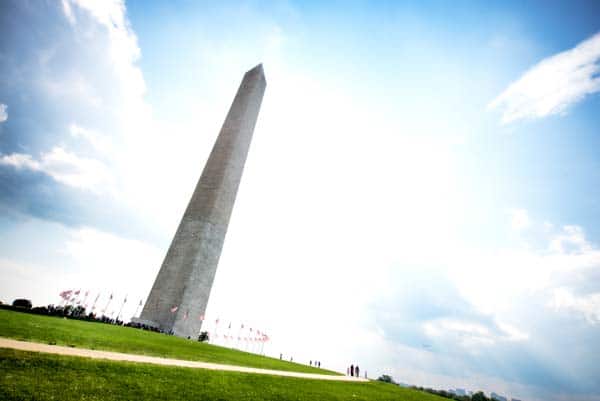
[
  {"x1": 377, "y1": 374, "x2": 396, "y2": 384},
  {"x1": 12, "y1": 299, "x2": 32, "y2": 309},
  {"x1": 198, "y1": 331, "x2": 209, "y2": 342},
  {"x1": 472, "y1": 391, "x2": 490, "y2": 401}
]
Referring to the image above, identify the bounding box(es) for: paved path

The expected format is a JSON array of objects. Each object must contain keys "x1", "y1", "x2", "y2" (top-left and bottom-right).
[{"x1": 0, "y1": 338, "x2": 367, "y2": 382}]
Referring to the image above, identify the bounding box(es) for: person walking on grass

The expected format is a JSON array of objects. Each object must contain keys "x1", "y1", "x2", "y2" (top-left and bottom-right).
[
  {"x1": 350, "y1": 364, "x2": 354, "y2": 377},
  {"x1": 355, "y1": 365, "x2": 360, "y2": 378}
]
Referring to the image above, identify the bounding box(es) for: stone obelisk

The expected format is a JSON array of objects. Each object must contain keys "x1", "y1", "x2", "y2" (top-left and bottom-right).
[{"x1": 138, "y1": 64, "x2": 266, "y2": 338}]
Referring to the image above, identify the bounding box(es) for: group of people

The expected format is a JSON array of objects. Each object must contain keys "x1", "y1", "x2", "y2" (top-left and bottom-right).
[
  {"x1": 347, "y1": 364, "x2": 361, "y2": 377},
  {"x1": 309, "y1": 360, "x2": 321, "y2": 368}
]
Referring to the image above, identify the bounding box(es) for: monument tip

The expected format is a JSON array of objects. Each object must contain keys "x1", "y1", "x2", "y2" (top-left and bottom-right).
[{"x1": 246, "y1": 63, "x2": 264, "y2": 75}]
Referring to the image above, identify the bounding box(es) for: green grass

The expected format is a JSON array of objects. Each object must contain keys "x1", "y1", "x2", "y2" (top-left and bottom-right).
[
  {"x1": 0, "y1": 349, "x2": 444, "y2": 401},
  {"x1": 0, "y1": 309, "x2": 336, "y2": 375}
]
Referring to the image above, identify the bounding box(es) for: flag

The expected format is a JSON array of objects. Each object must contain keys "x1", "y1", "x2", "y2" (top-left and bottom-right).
[
  {"x1": 170, "y1": 305, "x2": 178, "y2": 313},
  {"x1": 59, "y1": 290, "x2": 73, "y2": 299}
]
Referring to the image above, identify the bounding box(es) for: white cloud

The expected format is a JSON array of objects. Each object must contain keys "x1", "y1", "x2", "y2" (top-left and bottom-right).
[
  {"x1": 64, "y1": 0, "x2": 146, "y2": 103},
  {"x1": 0, "y1": 224, "x2": 162, "y2": 322},
  {"x1": 509, "y1": 208, "x2": 531, "y2": 231},
  {"x1": 550, "y1": 288, "x2": 600, "y2": 324},
  {"x1": 70, "y1": 123, "x2": 112, "y2": 153},
  {"x1": 0, "y1": 147, "x2": 113, "y2": 193},
  {"x1": 424, "y1": 319, "x2": 497, "y2": 347},
  {"x1": 423, "y1": 318, "x2": 529, "y2": 349},
  {"x1": 548, "y1": 225, "x2": 592, "y2": 254},
  {"x1": 62, "y1": 227, "x2": 162, "y2": 319},
  {"x1": 0, "y1": 153, "x2": 40, "y2": 170},
  {"x1": 489, "y1": 32, "x2": 600, "y2": 124},
  {"x1": 61, "y1": 0, "x2": 76, "y2": 25},
  {"x1": 448, "y1": 219, "x2": 600, "y2": 324},
  {"x1": 0, "y1": 103, "x2": 7, "y2": 123}
]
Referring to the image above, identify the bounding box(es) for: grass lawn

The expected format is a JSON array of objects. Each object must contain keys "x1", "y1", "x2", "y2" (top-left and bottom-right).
[
  {"x1": 0, "y1": 349, "x2": 444, "y2": 401},
  {"x1": 0, "y1": 309, "x2": 336, "y2": 375}
]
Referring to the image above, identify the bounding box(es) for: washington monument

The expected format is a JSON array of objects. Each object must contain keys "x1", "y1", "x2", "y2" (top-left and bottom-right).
[{"x1": 137, "y1": 64, "x2": 266, "y2": 338}]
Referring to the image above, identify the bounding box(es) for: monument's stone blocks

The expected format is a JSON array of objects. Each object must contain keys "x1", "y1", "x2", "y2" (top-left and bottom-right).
[{"x1": 139, "y1": 65, "x2": 266, "y2": 338}]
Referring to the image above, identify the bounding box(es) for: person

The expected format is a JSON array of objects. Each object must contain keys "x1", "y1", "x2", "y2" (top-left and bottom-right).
[
  {"x1": 346, "y1": 367, "x2": 350, "y2": 375},
  {"x1": 318, "y1": 361, "x2": 321, "y2": 368},
  {"x1": 279, "y1": 353, "x2": 282, "y2": 360},
  {"x1": 309, "y1": 360, "x2": 312, "y2": 366},
  {"x1": 355, "y1": 365, "x2": 360, "y2": 378},
  {"x1": 350, "y1": 364, "x2": 354, "y2": 377}
]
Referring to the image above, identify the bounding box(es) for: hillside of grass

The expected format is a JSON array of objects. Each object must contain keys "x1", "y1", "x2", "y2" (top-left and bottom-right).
[
  {"x1": 0, "y1": 349, "x2": 444, "y2": 401},
  {"x1": 0, "y1": 309, "x2": 337, "y2": 375}
]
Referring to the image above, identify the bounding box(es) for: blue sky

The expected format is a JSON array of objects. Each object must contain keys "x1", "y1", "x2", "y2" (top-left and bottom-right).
[{"x1": 1, "y1": 1, "x2": 600, "y2": 400}]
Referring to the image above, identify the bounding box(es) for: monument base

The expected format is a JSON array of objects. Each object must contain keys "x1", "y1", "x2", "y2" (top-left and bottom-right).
[{"x1": 130, "y1": 317, "x2": 160, "y2": 330}]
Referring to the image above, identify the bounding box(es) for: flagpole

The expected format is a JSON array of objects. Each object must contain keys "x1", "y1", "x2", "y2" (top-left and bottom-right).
[
  {"x1": 116, "y1": 295, "x2": 127, "y2": 322},
  {"x1": 212, "y1": 318, "x2": 220, "y2": 345},
  {"x1": 236, "y1": 324, "x2": 243, "y2": 350},
  {"x1": 102, "y1": 293, "x2": 113, "y2": 316},
  {"x1": 90, "y1": 293, "x2": 101, "y2": 314},
  {"x1": 82, "y1": 290, "x2": 90, "y2": 309},
  {"x1": 133, "y1": 299, "x2": 142, "y2": 318}
]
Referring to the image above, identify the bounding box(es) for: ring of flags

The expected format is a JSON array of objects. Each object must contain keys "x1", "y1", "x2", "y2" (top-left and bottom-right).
[{"x1": 58, "y1": 289, "x2": 271, "y2": 349}]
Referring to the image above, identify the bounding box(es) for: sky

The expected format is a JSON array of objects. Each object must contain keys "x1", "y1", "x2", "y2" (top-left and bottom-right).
[{"x1": 1, "y1": 0, "x2": 600, "y2": 399}]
